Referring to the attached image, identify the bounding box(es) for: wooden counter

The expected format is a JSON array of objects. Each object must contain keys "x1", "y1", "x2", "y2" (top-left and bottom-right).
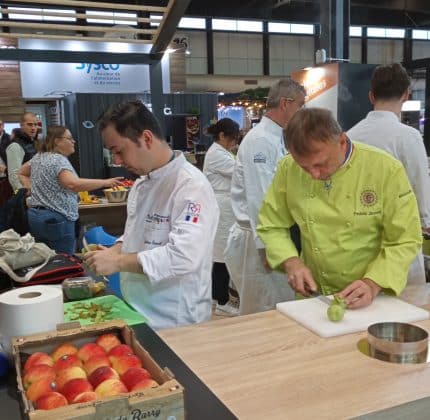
[
  {"x1": 158, "y1": 285, "x2": 430, "y2": 419},
  {"x1": 79, "y1": 201, "x2": 127, "y2": 236}
]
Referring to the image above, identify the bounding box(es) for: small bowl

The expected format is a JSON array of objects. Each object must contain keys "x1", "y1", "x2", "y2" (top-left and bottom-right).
[
  {"x1": 62, "y1": 277, "x2": 95, "y2": 301},
  {"x1": 103, "y1": 188, "x2": 128, "y2": 203},
  {"x1": 367, "y1": 322, "x2": 428, "y2": 363}
]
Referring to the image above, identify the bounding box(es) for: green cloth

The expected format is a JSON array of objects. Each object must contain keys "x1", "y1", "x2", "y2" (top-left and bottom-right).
[
  {"x1": 257, "y1": 142, "x2": 422, "y2": 296},
  {"x1": 64, "y1": 295, "x2": 146, "y2": 326}
]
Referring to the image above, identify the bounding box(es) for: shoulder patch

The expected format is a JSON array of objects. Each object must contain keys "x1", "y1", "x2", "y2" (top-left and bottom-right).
[{"x1": 253, "y1": 152, "x2": 266, "y2": 163}]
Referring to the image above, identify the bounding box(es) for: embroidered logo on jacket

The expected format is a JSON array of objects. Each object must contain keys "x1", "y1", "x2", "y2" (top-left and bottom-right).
[
  {"x1": 185, "y1": 202, "x2": 201, "y2": 223},
  {"x1": 253, "y1": 152, "x2": 266, "y2": 163},
  {"x1": 360, "y1": 189, "x2": 377, "y2": 206},
  {"x1": 145, "y1": 213, "x2": 170, "y2": 224}
]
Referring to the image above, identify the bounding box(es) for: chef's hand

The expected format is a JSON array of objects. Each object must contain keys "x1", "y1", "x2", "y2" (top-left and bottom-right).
[
  {"x1": 338, "y1": 278, "x2": 381, "y2": 309},
  {"x1": 83, "y1": 245, "x2": 120, "y2": 276},
  {"x1": 282, "y1": 257, "x2": 317, "y2": 296}
]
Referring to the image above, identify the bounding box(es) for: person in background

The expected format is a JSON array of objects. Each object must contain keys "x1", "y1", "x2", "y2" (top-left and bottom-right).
[
  {"x1": 225, "y1": 77, "x2": 306, "y2": 315},
  {"x1": 347, "y1": 63, "x2": 430, "y2": 284},
  {"x1": 203, "y1": 118, "x2": 240, "y2": 317},
  {"x1": 18, "y1": 125, "x2": 123, "y2": 255},
  {"x1": 6, "y1": 112, "x2": 38, "y2": 192},
  {"x1": 257, "y1": 108, "x2": 422, "y2": 309},
  {"x1": 0, "y1": 119, "x2": 12, "y2": 206},
  {"x1": 83, "y1": 100, "x2": 219, "y2": 330}
]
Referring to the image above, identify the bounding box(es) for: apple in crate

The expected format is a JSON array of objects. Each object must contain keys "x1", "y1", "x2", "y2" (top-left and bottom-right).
[
  {"x1": 23, "y1": 365, "x2": 56, "y2": 390},
  {"x1": 131, "y1": 378, "x2": 159, "y2": 392},
  {"x1": 56, "y1": 366, "x2": 88, "y2": 391},
  {"x1": 110, "y1": 354, "x2": 142, "y2": 376},
  {"x1": 26, "y1": 378, "x2": 57, "y2": 402},
  {"x1": 24, "y1": 352, "x2": 54, "y2": 373},
  {"x1": 84, "y1": 354, "x2": 111, "y2": 375},
  {"x1": 61, "y1": 378, "x2": 93, "y2": 403},
  {"x1": 51, "y1": 343, "x2": 78, "y2": 362},
  {"x1": 77, "y1": 343, "x2": 106, "y2": 363},
  {"x1": 121, "y1": 367, "x2": 152, "y2": 392},
  {"x1": 53, "y1": 354, "x2": 83, "y2": 374},
  {"x1": 108, "y1": 344, "x2": 134, "y2": 358},
  {"x1": 35, "y1": 392, "x2": 68, "y2": 410},
  {"x1": 96, "y1": 334, "x2": 121, "y2": 353},
  {"x1": 88, "y1": 366, "x2": 119, "y2": 388},
  {"x1": 73, "y1": 391, "x2": 98, "y2": 403},
  {"x1": 95, "y1": 378, "x2": 128, "y2": 397}
]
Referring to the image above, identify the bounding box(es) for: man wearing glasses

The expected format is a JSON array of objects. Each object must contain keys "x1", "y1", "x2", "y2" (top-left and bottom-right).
[
  {"x1": 6, "y1": 112, "x2": 38, "y2": 192},
  {"x1": 225, "y1": 78, "x2": 306, "y2": 315}
]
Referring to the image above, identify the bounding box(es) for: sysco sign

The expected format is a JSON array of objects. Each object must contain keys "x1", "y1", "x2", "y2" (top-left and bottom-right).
[{"x1": 76, "y1": 63, "x2": 120, "y2": 74}]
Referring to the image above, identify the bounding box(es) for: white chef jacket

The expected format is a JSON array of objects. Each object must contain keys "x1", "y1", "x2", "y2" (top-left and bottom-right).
[
  {"x1": 225, "y1": 116, "x2": 294, "y2": 315},
  {"x1": 203, "y1": 142, "x2": 235, "y2": 262},
  {"x1": 119, "y1": 151, "x2": 219, "y2": 330},
  {"x1": 230, "y1": 116, "x2": 286, "y2": 245},
  {"x1": 348, "y1": 110, "x2": 430, "y2": 284}
]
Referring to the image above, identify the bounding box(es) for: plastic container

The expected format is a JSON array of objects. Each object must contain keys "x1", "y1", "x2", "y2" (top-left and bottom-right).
[{"x1": 62, "y1": 277, "x2": 95, "y2": 301}]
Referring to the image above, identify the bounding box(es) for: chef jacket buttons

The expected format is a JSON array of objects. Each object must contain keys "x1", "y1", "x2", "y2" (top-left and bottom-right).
[
  {"x1": 321, "y1": 272, "x2": 327, "y2": 278},
  {"x1": 309, "y1": 220, "x2": 315, "y2": 225},
  {"x1": 314, "y1": 247, "x2": 319, "y2": 253},
  {"x1": 341, "y1": 270, "x2": 346, "y2": 275},
  {"x1": 346, "y1": 222, "x2": 351, "y2": 227},
  {"x1": 310, "y1": 193, "x2": 315, "y2": 198}
]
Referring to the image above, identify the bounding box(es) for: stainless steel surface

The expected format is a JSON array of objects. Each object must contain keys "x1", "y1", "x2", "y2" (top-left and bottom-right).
[
  {"x1": 309, "y1": 291, "x2": 332, "y2": 305},
  {"x1": 103, "y1": 188, "x2": 128, "y2": 203},
  {"x1": 357, "y1": 322, "x2": 430, "y2": 364}
]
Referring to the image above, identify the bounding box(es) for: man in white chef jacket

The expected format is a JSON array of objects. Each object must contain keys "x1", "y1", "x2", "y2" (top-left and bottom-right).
[
  {"x1": 84, "y1": 100, "x2": 219, "y2": 330},
  {"x1": 225, "y1": 78, "x2": 306, "y2": 315},
  {"x1": 348, "y1": 63, "x2": 430, "y2": 284}
]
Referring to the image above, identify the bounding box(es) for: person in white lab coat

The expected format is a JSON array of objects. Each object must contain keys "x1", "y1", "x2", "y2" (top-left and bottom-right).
[
  {"x1": 225, "y1": 78, "x2": 306, "y2": 315},
  {"x1": 84, "y1": 100, "x2": 219, "y2": 330},
  {"x1": 203, "y1": 118, "x2": 240, "y2": 316},
  {"x1": 347, "y1": 63, "x2": 430, "y2": 284}
]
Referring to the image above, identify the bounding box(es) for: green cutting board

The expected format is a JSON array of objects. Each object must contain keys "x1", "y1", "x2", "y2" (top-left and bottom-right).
[{"x1": 64, "y1": 295, "x2": 146, "y2": 326}]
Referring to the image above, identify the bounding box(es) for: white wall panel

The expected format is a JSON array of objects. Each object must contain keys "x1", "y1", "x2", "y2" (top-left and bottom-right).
[
  {"x1": 367, "y1": 39, "x2": 403, "y2": 64},
  {"x1": 413, "y1": 40, "x2": 430, "y2": 60}
]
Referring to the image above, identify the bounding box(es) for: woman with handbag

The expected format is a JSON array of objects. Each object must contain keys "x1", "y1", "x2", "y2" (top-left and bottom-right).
[{"x1": 18, "y1": 125, "x2": 123, "y2": 255}]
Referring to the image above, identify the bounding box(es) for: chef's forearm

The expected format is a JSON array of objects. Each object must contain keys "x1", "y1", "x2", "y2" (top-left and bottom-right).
[{"x1": 118, "y1": 252, "x2": 144, "y2": 274}]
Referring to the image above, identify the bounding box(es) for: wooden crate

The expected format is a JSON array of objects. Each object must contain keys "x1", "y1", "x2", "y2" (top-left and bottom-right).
[{"x1": 12, "y1": 320, "x2": 185, "y2": 420}]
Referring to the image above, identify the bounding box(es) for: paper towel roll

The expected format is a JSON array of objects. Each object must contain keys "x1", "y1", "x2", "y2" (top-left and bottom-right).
[{"x1": 0, "y1": 285, "x2": 63, "y2": 354}]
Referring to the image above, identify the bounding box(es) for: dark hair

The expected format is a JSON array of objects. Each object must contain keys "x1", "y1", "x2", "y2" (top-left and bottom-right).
[
  {"x1": 371, "y1": 63, "x2": 410, "y2": 101},
  {"x1": 39, "y1": 125, "x2": 68, "y2": 153},
  {"x1": 206, "y1": 118, "x2": 240, "y2": 141},
  {"x1": 266, "y1": 78, "x2": 306, "y2": 109},
  {"x1": 285, "y1": 108, "x2": 342, "y2": 156},
  {"x1": 98, "y1": 100, "x2": 164, "y2": 143}
]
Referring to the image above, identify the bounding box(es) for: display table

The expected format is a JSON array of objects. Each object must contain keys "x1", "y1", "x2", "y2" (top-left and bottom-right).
[
  {"x1": 79, "y1": 201, "x2": 127, "y2": 236},
  {"x1": 158, "y1": 284, "x2": 430, "y2": 419}
]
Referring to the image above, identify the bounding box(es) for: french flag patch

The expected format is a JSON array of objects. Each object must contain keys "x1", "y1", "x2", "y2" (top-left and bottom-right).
[{"x1": 185, "y1": 202, "x2": 201, "y2": 223}]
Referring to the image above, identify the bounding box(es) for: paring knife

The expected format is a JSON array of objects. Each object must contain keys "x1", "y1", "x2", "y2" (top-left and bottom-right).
[{"x1": 309, "y1": 290, "x2": 332, "y2": 305}]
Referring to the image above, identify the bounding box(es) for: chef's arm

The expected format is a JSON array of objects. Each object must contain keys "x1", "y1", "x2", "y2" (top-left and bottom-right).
[
  {"x1": 363, "y1": 164, "x2": 422, "y2": 295},
  {"x1": 257, "y1": 161, "x2": 298, "y2": 270}
]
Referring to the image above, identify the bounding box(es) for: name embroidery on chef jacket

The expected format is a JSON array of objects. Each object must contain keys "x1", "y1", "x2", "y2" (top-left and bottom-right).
[
  {"x1": 185, "y1": 202, "x2": 201, "y2": 223},
  {"x1": 145, "y1": 213, "x2": 170, "y2": 224},
  {"x1": 253, "y1": 152, "x2": 266, "y2": 163}
]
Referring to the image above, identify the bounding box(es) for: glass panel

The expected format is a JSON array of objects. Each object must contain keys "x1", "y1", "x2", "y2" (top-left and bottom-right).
[{"x1": 178, "y1": 17, "x2": 206, "y2": 29}]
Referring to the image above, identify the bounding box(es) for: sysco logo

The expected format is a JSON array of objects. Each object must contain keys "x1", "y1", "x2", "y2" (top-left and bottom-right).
[{"x1": 76, "y1": 63, "x2": 120, "y2": 74}]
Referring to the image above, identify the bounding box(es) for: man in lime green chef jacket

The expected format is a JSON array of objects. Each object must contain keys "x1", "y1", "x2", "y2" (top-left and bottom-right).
[{"x1": 257, "y1": 108, "x2": 422, "y2": 309}]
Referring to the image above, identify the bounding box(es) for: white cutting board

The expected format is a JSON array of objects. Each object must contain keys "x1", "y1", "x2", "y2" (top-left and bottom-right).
[{"x1": 276, "y1": 294, "x2": 430, "y2": 338}]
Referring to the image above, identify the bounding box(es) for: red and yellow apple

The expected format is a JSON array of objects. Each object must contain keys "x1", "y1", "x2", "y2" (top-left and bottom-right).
[
  {"x1": 61, "y1": 378, "x2": 93, "y2": 403},
  {"x1": 84, "y1": 354, "x2": 111, "y2": 376},
  {"x1": 23, "y1": 365, "x2": 56, "y2": 390},
  {"x1": 95, "y1": 378, "x2": 128, "y2": 397},
  {"x1": 26, "y1": 378, "x2": 57, "y2": 402},
  {"x1": 121, "y1": 367, "x2": 152, "y2": 392},
  {"x1": 53, "y1": 354, "x2": 83, "y2": 374},
  {"x1": 73, "y1": 391, "x2": 98, "y2": 404},
  {"x1": 108, "y1": 344, "x2": 134, "y2": 358},
  {"x1": 110, "y1": 354, "x2": 142, "y2": 376},
  {"x1": 34, "y1": 391, "x2": 68, "y2": 410},
  {"x1": 96, "y1": 334, "x2": 121, "y2": 353},
  {"x1": 77, "y1": 343, "x2": 106, "y2": 362},
  {"x1": 56, "y1": 366, "x2": 87, "y2": 391},
  {"x1": 24, "y1": 352, "x2": 54, "y2": 373},
  {"x1": 51, "y1": 343, "x2": 78, "y2": 362},
  {"x1": 130, "y1": 378, "x2": 159, "y2": 392},
  {"x1": 88, "y1": 366, "x2": 119, "y2": 388}
]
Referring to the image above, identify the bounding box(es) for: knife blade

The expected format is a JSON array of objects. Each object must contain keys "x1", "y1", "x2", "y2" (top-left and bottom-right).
[{"x1": 309, "y1": 290, "x2": 332, "y2": 305}]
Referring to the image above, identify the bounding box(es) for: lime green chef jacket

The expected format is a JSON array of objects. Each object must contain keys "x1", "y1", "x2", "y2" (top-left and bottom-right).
[{"x1": 257, "y1": 142, "x2": 422, "y2": 296}]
